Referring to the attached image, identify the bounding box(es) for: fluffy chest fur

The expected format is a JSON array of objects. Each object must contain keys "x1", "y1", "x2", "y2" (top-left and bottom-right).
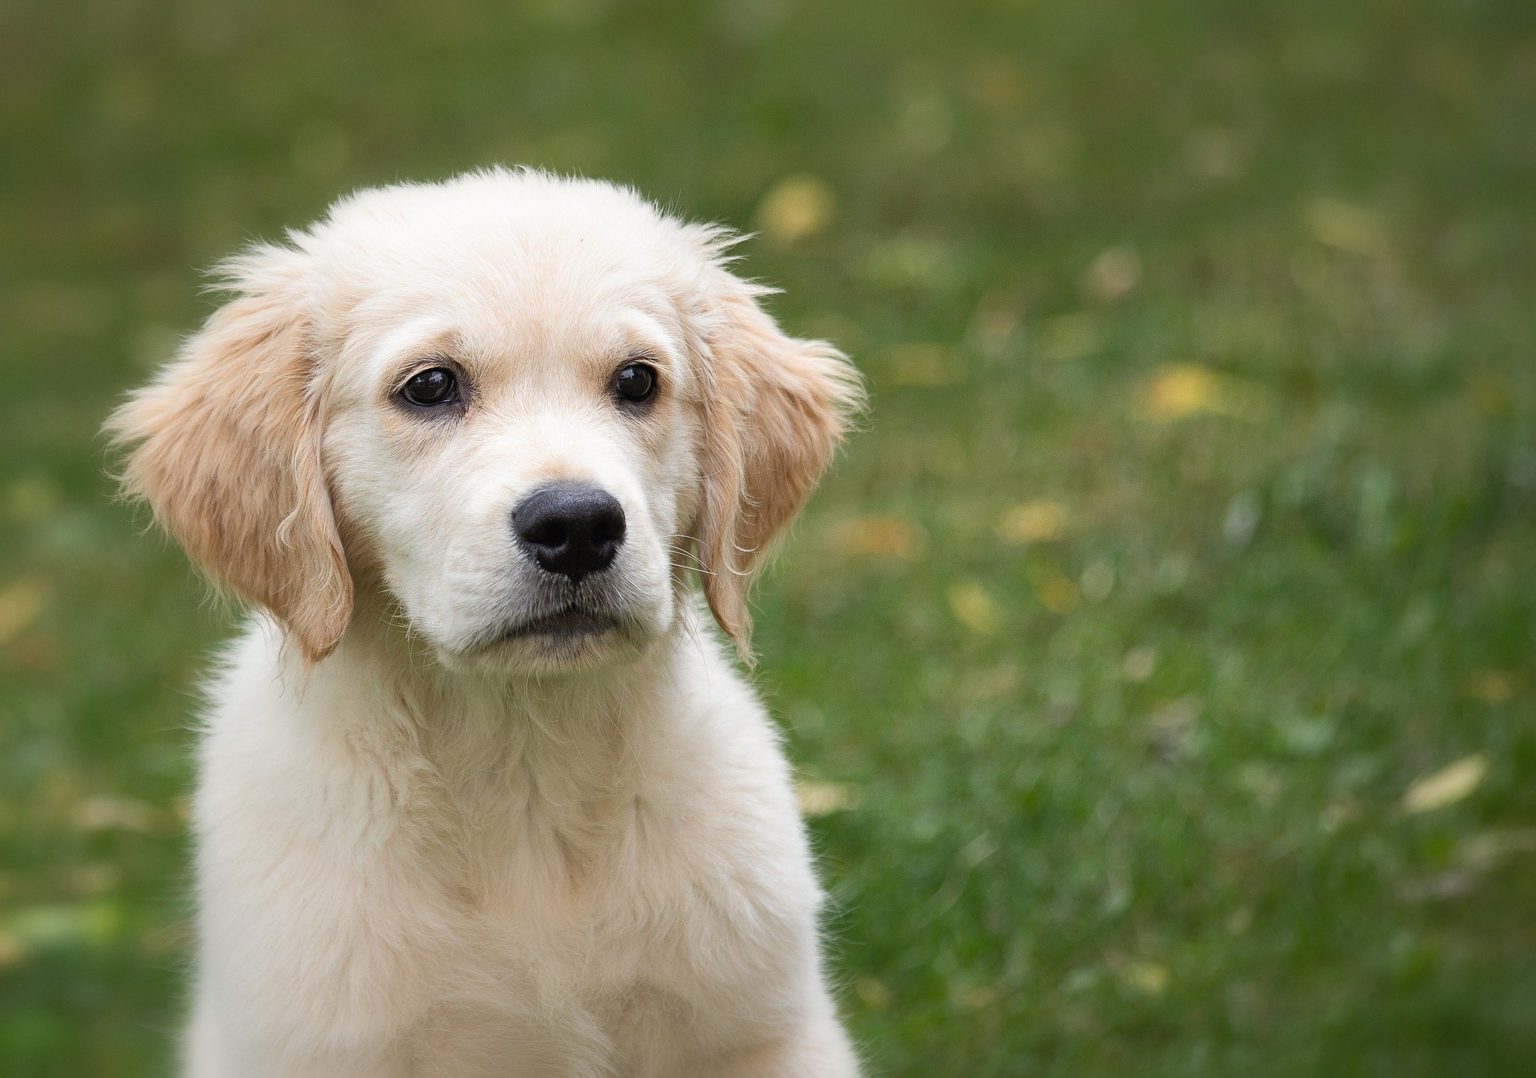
[{"x1": 188, "y1": 619, "x2": 824, "y2": 1077}]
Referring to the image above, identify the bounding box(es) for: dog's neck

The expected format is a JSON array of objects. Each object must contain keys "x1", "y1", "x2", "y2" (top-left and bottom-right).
[{"x1": 280, "y1": 592, "x2": 710, "y2": 815}]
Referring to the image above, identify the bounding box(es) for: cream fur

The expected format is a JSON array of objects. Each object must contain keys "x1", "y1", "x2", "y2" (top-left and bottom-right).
[{"x1": 108, "y1": 169, "x2": 862, "y2": 1076}]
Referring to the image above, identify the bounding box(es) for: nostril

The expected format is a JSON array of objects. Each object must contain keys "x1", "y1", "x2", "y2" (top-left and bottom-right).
[
  {"x1": 522, "y1": 516, "x2": 569, "y2": 551},
  {"x1": 592, "y1": 505, "x2": 626, "y2": 546}
]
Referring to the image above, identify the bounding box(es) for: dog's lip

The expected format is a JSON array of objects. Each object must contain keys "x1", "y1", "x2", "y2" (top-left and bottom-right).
[{"x1": 496, "y1": 607, "x2": 622, "y2": 641}]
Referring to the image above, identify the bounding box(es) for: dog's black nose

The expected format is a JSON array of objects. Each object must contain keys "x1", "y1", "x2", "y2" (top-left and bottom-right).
[{"x1": 511, "y1": 483, "x2": 626, "y2": 582}]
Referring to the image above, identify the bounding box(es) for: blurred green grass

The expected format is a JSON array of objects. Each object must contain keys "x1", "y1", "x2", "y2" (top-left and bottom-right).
[{"x1": 3, "y1": 0, "x2": 1534, "y2": 1074}]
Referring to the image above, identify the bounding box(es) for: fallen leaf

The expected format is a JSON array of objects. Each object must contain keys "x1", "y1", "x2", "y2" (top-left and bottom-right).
[
  {"x1": 965, "y1": 56, "x2": 1029, "y2": 114},
  {"x1": 948, "y1": 581, "x2": 1002, "y2": 635},
  {"x1": 0, "y1": 932, "x2": 24, "y2": 970},
  {"x1": 958, "y1": 984, "x2": 1000, "y2": 1008},
  {"x1": 1466, "y1": 374, "x2": 1512, "y2": 417},
  {"x1": 827, "y1": 516, "x2": 928, "y2": 562},
  {"x1": 796, "y1": 780, "x2": 861, "y2": 817},
  {"x1": 1304, "y1": 197, "x2": 1390, "y2": 258},
  {"x1": 0, "y1": 577, "x2": 48, "y2": 645},
  {"x1": 1140, "y1": 363, "x2": 1270, "y2": 422},
  {"x1": 1028, "y1": 565, "x2": 1079, "y2": 614},
  {"x1": 755, "y1": 174, "x2": 836, "y2": 247},
  {"x1": 72, "y1": 797, "x2": 168, "y2": 834},
  {"x1": 1463, "y1": 669, "x2": 1519, "y2": 704},
  {"x1": 4, "y1": 476, "x2": 60, "y2": 524},
  {"x1": 857, "y1": 978, "x2": 893, "y2": 1008},
  {"x1": 1403, "y1": 754, "x2": 1488, "y2": 814},
  {"x1": 1081, "y1": 245, "x2": 1142, "y2": 304},
  {"x1": 1119, "y1": 959, "x2": 1169, "y2": 995},
  {"x1": 997, "y1": 500, "x2": 1070, "y2": 544}
]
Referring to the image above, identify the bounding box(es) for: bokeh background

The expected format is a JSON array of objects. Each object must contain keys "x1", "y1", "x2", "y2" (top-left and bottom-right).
[{"x1": 3, "y1": 0, "x2": 1534, "y2": 1073}]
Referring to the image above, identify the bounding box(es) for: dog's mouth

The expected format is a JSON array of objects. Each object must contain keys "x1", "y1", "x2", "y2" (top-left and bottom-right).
[{"x1": 496, "y1": 607, "x2": 623, "y2": 642}]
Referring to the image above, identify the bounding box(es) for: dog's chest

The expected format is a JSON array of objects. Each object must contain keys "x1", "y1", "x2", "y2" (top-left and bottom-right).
[{"x1": 402, "y1": 767, "x2": 774, "y2": 1062}]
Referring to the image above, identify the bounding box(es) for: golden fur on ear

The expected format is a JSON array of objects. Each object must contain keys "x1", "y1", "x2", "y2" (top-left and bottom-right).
[
  {"x1": 106, "y1": 248, "x2": 351, "y2": 663},
  {"x1": 693, "y1": 267, "x2": 864, "y2": 654}
]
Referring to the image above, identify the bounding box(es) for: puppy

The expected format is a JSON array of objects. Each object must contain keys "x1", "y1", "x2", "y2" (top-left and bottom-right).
[{"x1": 108, "y1": 168, "x2": 863, "y2": 1077}]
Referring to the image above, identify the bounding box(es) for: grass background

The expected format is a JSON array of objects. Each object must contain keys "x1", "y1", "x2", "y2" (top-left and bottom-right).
[{"x1": 3, "y1": 0, "x2": 1534, "y2": 1073}]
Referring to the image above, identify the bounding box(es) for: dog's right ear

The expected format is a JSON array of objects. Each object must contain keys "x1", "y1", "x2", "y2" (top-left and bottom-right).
[
  {"x1": 106, "y1": 245, "x2": 352, "y2": 663},
  {"x1": 685, "y1": 249, "x2": 863, "y2": 657}
]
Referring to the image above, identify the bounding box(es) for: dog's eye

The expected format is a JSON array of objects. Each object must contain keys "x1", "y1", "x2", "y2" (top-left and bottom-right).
[
  {"x1": 613, "y1": 362, "x2": 658, "y2": 404},
  {"x1": 400, "y1": 367, "x2": 460, "y2": 408}
]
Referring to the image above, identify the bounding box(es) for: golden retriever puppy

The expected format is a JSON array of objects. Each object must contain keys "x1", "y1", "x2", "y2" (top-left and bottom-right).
[{"x1": 108, "y1": 168, "x2": 862, "y2": 1077}]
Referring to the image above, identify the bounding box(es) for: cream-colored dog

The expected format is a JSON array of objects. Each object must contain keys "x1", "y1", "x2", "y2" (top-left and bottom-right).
[{"x1": 109, "y1": 168, "x2": 862, "y2": 1077}]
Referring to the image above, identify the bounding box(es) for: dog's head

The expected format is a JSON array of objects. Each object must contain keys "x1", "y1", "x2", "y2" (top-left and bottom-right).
[{"x1": 108, "y1": 170, "x2": 861, "y2": 675}]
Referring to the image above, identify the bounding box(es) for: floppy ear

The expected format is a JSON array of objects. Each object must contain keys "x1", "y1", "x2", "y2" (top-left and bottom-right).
[
  {"x1": 106, "y1": 246, "x2": 351, "y2": 663},
  {"x1": 692, "y1": 264, "x2": 863, "y2": 655}
]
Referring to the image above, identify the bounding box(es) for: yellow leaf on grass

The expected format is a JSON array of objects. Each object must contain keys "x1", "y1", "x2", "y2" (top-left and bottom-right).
[
  {"x1": 4, "y1": 476, "x2": 60, "y2": 524},
  {"x1": 965, "y1": 56, "x2": 1029, "y2": 114},
  {"x1": 958, "y1": 984, "x2": 1000, "y2": 1009},
  {"x1": 997, "y1": 500, "x2": 1070, "y2": 544},
  {"x1": 948, "y1": 582, "x2": 1001, "y2": 635},
  {"x1": 827, "y1": 516, "x2": 928, "y2": 562},
  {"x1": 1463, "y1": 669, "x2": 1519, "y2": 704},
  {"x1": 1120, "y1": 960, "x2": 1169, "y2": 995},
  {"x1": 0, "y1": 932, "x2": 24, "y2": 970},
  {"x1": 755, "y1": 174, "x2": 836, "y2": 247},
  {"x1": 72, "y1": 797, "x2": 167, "y2": 834},
  {"x1": 1403, "y1": 754, "x2": 1488, "y2": 814},
  {"x1": 0, "y1": 577, "x2": 48, "y2": 645},
  {"x1": 1140, "y1": 363, "x2": 1270, "y2": 422},
  {"x1": 857, "y1": 978, "x2": 893, "y2": 1008},
  {"x1": 1304, "y1": 197, "x2": 1390, "y2": 258},
  {"x1": 796, "y1": 780, "x2": 861, "y2": 817},
  {"x1": 1028, "y1": 565, "x2": 1079, "y2": 614}
]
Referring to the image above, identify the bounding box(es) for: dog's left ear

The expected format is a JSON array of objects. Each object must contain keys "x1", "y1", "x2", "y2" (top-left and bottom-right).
[
  {"x1": 106, "y1": 245, "x2": 352, "y2": 664},
  {"x1": 688, "y1": 254, "x2": 864, "y2": 656}
]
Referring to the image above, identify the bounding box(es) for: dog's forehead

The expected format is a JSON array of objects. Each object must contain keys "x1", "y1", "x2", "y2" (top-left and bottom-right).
[
  {"x1": 312, "y1": 179, "x2": 700, "y2": 359},
  {"x1": 322, "y1": 177, "x2": 692, "y2": 293}
]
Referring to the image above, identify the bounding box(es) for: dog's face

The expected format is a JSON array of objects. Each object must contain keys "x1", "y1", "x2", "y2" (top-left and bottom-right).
[
  {"x1": 109, "y1": 171, "x2": 860, "y2": 675},
  {"x1": 317, "y1": 204, "x2": 709, "y2": 674}
]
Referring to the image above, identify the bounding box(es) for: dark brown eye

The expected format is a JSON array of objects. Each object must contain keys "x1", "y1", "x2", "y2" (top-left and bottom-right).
[
  {"x1": 613, "y1": 362, "x2": 658, "y2": 404},
  {"x1": 400, "y1": 367, "x2": 459, "y2": 408}
]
